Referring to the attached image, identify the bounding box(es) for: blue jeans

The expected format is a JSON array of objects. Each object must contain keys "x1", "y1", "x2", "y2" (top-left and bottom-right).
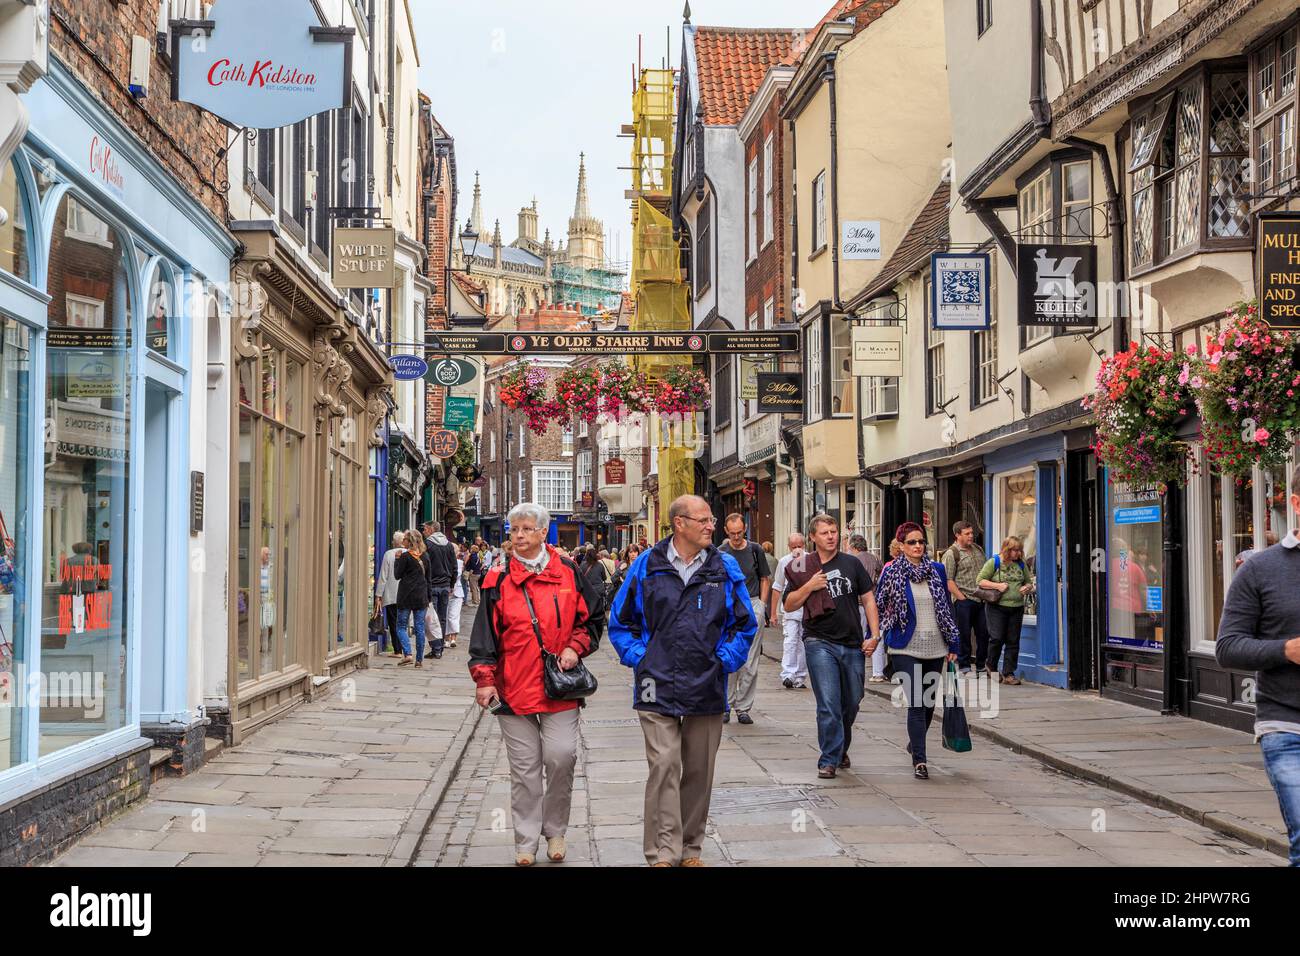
[
  {"x1": 891, "y1": 654, "x2": 945, "y2": 765},
  {"x1": 1261, "y1": 731, "x2": 1300, "y2": 866},
  {"x1": 397, "y1": 608, "x2": 427, "y2": 663},
  {"x1": 804, "y1": 639, "x2": 866, "y2": 769},
  {"x1": 429, "y1": 588, "x2": 450, "y2": 653}
]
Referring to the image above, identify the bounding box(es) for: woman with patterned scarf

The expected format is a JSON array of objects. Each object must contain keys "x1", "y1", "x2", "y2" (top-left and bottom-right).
[{"x1": 870, "y1": 521, "x2": 960, "y2": 779}]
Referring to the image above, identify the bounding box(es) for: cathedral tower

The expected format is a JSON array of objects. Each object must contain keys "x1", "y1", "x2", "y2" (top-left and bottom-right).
[{"x1": 566, "y1": 153, "x2": 605, "y2": 271}]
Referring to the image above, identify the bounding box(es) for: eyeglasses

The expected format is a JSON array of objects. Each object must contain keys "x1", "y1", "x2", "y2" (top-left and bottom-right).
[
  {"x1": 681, "y1": 515, "x2": 718, "y2": 527},
  {"x1": 903, "y1": 538, "x2": 926, "y2": 546},
  {"x1": 513, "y1": 526, "x2": 543, "y2": 535}
]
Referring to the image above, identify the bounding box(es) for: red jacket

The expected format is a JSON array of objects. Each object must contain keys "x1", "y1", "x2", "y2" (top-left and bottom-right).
[{"x1": 467, "y1": 547, "x2": 605, "y2": 715}]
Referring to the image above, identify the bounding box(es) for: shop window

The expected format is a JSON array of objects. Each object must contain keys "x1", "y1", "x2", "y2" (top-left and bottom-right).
[
  {"x1": 145, "y1": 262, "x2": 179, "y2": 360},
  {"x1": 1128, "y1": 64, "x2": 1251, "y2": 272},
  {"x1": 1106, "y1": 484, "x2": 1164, "y2": 650},
  {"x1": 0, "y1": 158, "x2": 30, "y2": 281},
  {"x1": 1251, "y1": 24, "x2": 1298, "y2": 199},
  {"x1": 998, "y1": 469, "x2": 1038, "y2": 618},
  {"x1": 41, "y1": 194, "x2": 134, "y2": 757},
  {"x1": 0, "y1": 318, "x2": 31, "y2": 771},
  {"x1": 830, "y1": 317, "x2": 853, "y2": 417}
]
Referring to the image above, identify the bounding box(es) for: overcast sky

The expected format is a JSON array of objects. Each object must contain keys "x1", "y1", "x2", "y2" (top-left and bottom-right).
[{"x1": 413, "y1": 0, "x2": 827, "y2": 274}]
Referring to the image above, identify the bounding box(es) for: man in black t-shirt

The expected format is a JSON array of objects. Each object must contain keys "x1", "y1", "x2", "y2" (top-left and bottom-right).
[
  {"x1": 784, "y1": 513, "x2": 880, "y2": 778},
  {"x1": 719, "y1": 513, "x2": 771, "y2": 725}
]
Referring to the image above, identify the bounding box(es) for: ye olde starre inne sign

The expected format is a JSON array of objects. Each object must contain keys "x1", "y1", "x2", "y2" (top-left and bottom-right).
[{"x1": 170, "y1": 0, "x2": 353, "y2": 129}]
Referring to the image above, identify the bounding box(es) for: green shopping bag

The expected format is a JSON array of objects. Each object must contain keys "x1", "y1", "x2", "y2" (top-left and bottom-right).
[{"x1": 941, "y1": 660, "x2": 973, "y2": 753}]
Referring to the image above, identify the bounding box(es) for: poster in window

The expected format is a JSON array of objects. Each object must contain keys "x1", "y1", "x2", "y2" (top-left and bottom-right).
[
  {"x1": 1106, "y1": 484, "x2": 1164, "y2": 651},
  {"x1": 930, "y1": 253, "x2": 991, "y2": 329},
  {"x1": 1016, "y1": 243, "x2": 1098, "y2": 327}
]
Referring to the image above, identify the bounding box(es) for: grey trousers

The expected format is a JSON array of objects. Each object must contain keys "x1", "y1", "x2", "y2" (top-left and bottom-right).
[
  {"x1": 497, "y1": 708, "x2": 580, "y2": 854},
  {"x1": 727, "y1": 602, "x2": 765, "y2": 713},
  {"x1": 639, "y1": 711, "x2": 724, "y2": 866}
]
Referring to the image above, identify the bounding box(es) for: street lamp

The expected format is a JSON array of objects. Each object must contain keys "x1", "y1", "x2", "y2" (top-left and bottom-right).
[{"x1": 459, "y1": 218, "x2": 480, "y2": 275}]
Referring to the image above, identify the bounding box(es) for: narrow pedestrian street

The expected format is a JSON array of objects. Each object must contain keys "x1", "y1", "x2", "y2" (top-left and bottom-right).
[{"x1": 52, "y1": 608, "x2": 1283, "y2": 868}]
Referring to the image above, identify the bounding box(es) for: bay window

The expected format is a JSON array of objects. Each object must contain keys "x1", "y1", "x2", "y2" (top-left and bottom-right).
[
  {"x1": 1127, "y1": 62, "x2": 1251, "y2": 273},
  {"x1": 830, "y1": 317, "x2": 854, "y2": 417},
  {"x1": 1251, "y1": 23, "x2": 1298, "y2": 199},
  {"x1": 804, "y1": 319, "x2": 822, "y2": 421}
]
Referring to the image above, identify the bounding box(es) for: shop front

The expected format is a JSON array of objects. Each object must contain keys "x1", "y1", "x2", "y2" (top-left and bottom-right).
[
  {"x1": 218, "y1": 228, "x2": 389, "y2": 743},
  {"x1": 0, "y1": 62, "x2": 235, "y2": 846}
]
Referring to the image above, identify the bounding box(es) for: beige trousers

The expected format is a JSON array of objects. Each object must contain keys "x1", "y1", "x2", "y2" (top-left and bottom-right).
[
  {"x1": 638, "y1": 711, "x2": 724, "y2": 866},
  {"x1": 497, "y1": 709, "x2": 580, "y2": 855}
]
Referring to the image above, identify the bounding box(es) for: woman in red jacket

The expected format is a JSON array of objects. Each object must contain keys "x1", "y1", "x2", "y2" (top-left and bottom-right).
[{"x1": 468, "y1": 503, "x2": 605, "y2": 866}]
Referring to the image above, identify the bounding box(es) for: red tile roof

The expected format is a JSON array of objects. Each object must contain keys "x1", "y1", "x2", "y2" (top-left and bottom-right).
[{"x1": 693, "y1": 28, "x2": 801, "y2": 126}]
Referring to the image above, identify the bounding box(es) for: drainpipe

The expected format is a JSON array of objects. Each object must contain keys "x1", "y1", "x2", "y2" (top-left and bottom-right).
[
  {"x1": 789, "y1": 118, "x2": 799, "y2": 309},
  {"x1": 825, "y1": 51, "x2": 841, "y2": 311},
  {"x1": 1064, "y1": 136, "x2": 1127, "y2": 355}
]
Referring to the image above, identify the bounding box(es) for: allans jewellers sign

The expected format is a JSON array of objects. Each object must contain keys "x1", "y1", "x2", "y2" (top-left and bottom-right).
[{"x1": 171, "y1": 0, "x2": 353, "y2": 129}]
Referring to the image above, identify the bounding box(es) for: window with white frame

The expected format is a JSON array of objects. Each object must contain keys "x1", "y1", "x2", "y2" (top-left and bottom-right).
[
  {"x1": 562, "y1": 423, "x2": 573, "y2": 457},
  {"x1": 1252, "y1": 25, "x2": 1298, "y2": 198},
  {"x1": 747, "y1": 155, "x2": 758, "y2": 262},
  {"x1": 519, "y1": 427, "x2": 526, "y2": 457},
  {"x1": 518, "y1": 472, "x2": 526, "y2": 505},
  {"x1": 696, "y1": 195, "x2": 712, "y2": 296},
  {"x1": 811, "y1": 171, "x2": 827, "y2": 253},
  {"x1": 861, "y1": 480, "x2": 882, "y2": 551},
  {"x1": 65, "y1": 197, "x2": 111, "y2": 247},
  {"x1": 830, "y1": 318, "x2": 854, "y2": 417},
  {"x1": 577, "y1": 449, "x2": 593, "y2": 494},
  {"x1": 490, "y1": 430, "x2": 497, "y2": 462},
  {"x1": 714, "y1": 354, "x2": 732, "y2": 428},
  {"x1": 578, "y1": 417, "x2": 588, "y2": 438},
  {"x1": 65, "y1": 294, "x2": 106, "y2": 329},
  {"x1": 763, "y1": 296, "x2": 774, "y2": 330},
  {"x1": 489, "y1": 476, "x2": 497, "y2": 514},
  {"x1": 805, "y1": 318, "x2": 823, "y2": 421},
  {"x1": 1019, "y1": 169, "x2": 1053, "y2": 347},
  {"x1": 924, "y1": 276, "x2": 945, "y2": 415},
  {"x1": 533, "y1": 466, "x2": 573, "y2": 514},
  {"x1": 746, "y1": 311, "x2": 759, "y2": 419},
  {"x1": 972, "y1": 256, "x2": 999, "y2": 405},
  {"x1": 763, "y1": 134, "x2": 774, "y2": 248},
  {"x1": 859, "y1": 298, "x2": 899, "y2": 419}
]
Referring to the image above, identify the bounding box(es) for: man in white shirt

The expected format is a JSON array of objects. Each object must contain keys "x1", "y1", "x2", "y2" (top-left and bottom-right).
[
  {"x1": 374, "y1": 532, "x2": 406, "y2": 656},
  {"x1": 770, "y1": 533, "x2": 808, "y2": 689}
]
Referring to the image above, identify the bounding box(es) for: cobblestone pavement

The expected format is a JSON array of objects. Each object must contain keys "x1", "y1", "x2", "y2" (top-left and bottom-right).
[{"x1": 413, "y1": 628, "x2": 1285, "y2": 868}]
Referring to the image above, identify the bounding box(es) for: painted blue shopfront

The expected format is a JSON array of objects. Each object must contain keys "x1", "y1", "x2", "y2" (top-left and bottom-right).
[
  {"x1": 0, "y1": 61, "x2": 234, "y2": 803},
  {"x1": 983, "y1": 433, "x2": 1069, "y2": 689}
]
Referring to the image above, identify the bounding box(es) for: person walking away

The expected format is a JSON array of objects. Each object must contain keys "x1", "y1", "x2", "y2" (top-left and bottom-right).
[
  {"x1": 784, "y1": 514, "x2": 879, "y2": 778},
  {"x1": 599, "y1": 549, "x2": 617, "y2": 581},
  {"x1": 943, "y1": 521, "x2": 990, "y2": 675},
  {"x1": 375, "y1": 532, "x2": 406, "y2": 656},
  {"x1": 423, "y1": 520, "x2": 456, "y2": 659},
  {"x1": 977, "y1": 537, "x2": 1034, "y2": 684},
  {"x1": 719, "y1": 513, "x2": 771, "y2": 725},
  {"x1": 393, "y1": 531, "x2": 430, "y2": 667},
  {"x1": 761, "y1": 541, "x2": 777, "y2": 577},
  {"x1": 1215, "y1": 469, "x2": 1300, "y2": 866},
  {"x1": 469, "y1": 503, "x2": 605, "y2": 866},
  {"x1": 770, "y1": 533, "x2": 809, "y2": 689},
  {"x1": 444, "y1": 545, "x2": 467, "y2": 648},
  {"x1": 608, "y1": 495, "x2": 756, "y2": 866},
  {"x1": 465, "y1": 545, "x2": 483, "y2": 606},
  {"x1": 848, "y1": 534, "x2": 888, "y2": 683},
  {"x1": 874, "y1": 522, "x2": 960, "y2": 779}
]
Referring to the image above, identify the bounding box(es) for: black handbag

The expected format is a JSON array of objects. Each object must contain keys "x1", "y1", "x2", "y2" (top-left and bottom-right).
[
  {"x1": 521, "y1": 585, "x2": 598, "y2": 701},
  {"x1": 941, "y1": 661, "x2": 973, "y2": 753}
]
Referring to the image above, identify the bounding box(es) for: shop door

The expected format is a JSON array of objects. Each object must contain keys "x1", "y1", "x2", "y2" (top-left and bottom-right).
[
  {"x1": 1065, "y1": 449, "x2": 1101, "y2": 691},
  {"x1": 139, "y1": 378, "x2": 182, "y2": 721}
]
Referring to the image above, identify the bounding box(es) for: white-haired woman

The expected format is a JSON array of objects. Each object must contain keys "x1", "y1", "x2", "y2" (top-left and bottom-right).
[{"x1": 468, "y1": 503, "x2": 605, "y2": 865}]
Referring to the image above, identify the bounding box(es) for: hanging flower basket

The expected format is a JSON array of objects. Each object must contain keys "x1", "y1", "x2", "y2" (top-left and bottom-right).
[
  {"x1": 598, "y1": 361, "x2": 652, "y2": 418},
  {"x1": 451, "y1": 430, "x2": 476, "y2": 469},
  {"x1": 652, "y1": 365, "x2": 710, "y2": 416},
  {"x1": 1083, "y1": 341, "x2": 1195, "y2": 489},
  {"x1": 1194, "y1": 301, "x2": 1300, "y2": 478},
  {"x1": 553, "y1": 366, "x2": 602, "y2": 424},
  {"x1": 499, "y1": 365, "x2": 556, "y2": 434}
]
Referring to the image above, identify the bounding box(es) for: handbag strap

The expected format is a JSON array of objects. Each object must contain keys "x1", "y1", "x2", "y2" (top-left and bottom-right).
[{"x1": 518, "y1": 581, "x2": 550, "y2": 657}]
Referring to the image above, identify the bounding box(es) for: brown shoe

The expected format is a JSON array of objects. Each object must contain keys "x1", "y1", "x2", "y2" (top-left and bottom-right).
[
  {"x1": 839, "y1": 753, "x2": 851, "y2": 769},
  {"x1": 817, "y1": 766, "x2": 836, "y2": 779},
  {"x1": 1003, "y1": 675, "x2": 1022, "y2": 685},
  {"x1": 650, "y1": 861, "x2": 673, "y2": 867},
  {"x1": 680, "y1": 857, "x2": 705, "y2": 867}
]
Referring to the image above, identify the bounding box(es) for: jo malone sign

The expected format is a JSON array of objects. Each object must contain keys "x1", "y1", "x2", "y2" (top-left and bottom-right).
[{"x1": 851, "y1": 326, "x2": 904, "y2": 378}]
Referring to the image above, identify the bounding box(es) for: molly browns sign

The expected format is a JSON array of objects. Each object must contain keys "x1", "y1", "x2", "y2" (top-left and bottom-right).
[{"x1": 170, "y1": 0, "x2": 353, "y2": 129}]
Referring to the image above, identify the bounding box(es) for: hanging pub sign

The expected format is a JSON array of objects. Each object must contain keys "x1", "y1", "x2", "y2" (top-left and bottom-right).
[
  {"x1": 756, "y1": 372, "x2": 804, "y2": 413},
  {"x1": 425, "y1": 358, "x2": 478, "y2": 387},
  {"x1": 1258, "y1": 213, "x2": 1300, "y2": 329},
  {"x1": 739, "y1": 356, "x2": 776, "y2": 400},
  {"x1": 389, "y1": 355, "x2": 428, "y2": 381},
  {"x1": 581, "y1": 492, "x2": 595, "y2": 509},
  {"x1": 851, "y1": 326, "x2": 904, "y2": 378},
  {"x1": 170, "y1": 0, "x2": 353, "y2": 129},
  {"x1": 930, "y1": 252, "x2": 991, "y2": 329},
  {"x1": 1017, "y1": 243, "x2": 1098, "y2": 327},
  {"x1": 333, "y1": 228, "x2": 396, "y2": 289},
  {"x1": 841, "y1": 221, "x2": 882, "y2": 260},
  {"x1": 604, "y1": 458, "x2": 627, "y2": 485}
]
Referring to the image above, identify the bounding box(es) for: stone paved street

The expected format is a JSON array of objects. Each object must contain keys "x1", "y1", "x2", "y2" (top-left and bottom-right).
[
  {"x1": 413, "y1": 626, "x2": 1287, "y2": 868},
  {"x1": 49, "y1": 611, "x2": 1290, "y2": 867}
]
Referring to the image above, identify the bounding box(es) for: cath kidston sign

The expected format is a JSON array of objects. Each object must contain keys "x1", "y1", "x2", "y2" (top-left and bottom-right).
[{"x1": 171, "y1": 0, "x2": 352, "y2": 129}]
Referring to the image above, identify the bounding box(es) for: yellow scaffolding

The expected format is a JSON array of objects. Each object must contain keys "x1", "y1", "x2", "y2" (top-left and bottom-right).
[{"x1": 628, "y1": 68, "x2": 693, "y2": 540}]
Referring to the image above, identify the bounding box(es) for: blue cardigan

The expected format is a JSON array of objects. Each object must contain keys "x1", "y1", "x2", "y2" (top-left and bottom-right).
[{"x1": 880, "y1": 561, "x2": 961, "y2": 654}]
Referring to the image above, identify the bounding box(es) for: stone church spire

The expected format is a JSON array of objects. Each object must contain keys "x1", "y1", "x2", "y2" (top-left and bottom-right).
[
  {"x1": 470, "y1": 171, "x2": 484, "y2": 236},
  {"x1": 573, "y1": 153, "x2": 591, "y2": 221},
  {"x1": 567, "y1": 153, "x2": 604, "y2": 271}
]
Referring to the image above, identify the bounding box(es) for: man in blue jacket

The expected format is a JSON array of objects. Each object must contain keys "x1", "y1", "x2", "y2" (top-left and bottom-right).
[{"x1": 608, "y1": 494, "x2": 757, "y2": 867}]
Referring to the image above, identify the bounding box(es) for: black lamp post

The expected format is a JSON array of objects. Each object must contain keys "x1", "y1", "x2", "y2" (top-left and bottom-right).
[{"x1": 459, "y1": 218, "x2": 480, "y2": 275}]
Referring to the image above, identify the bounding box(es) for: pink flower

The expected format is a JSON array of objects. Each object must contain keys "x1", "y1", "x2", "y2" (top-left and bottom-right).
[
  {"x1": 1255, "y1": 427, "x2": 1271, "y2": 443},
  {"x1": 1177, "y1": 364, "x2": 1190, "y2": 386},
  {"x1": 1185, "y1": 343, "x2": 1199, "y2": 356}
]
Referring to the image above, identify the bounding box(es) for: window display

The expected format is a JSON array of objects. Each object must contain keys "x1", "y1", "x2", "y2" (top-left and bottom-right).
[
  {"x1": 40, "y1": 194, "x2": 133, "y2": 755},
  {"x1": 0, "y1": 318, "x2": 31, "y2": 771},
  {"x1": 999, "y1": 469, "x2": 1039, "y2": 616},
  {"x1": 1107, "y1": 484, "x2": 1164, "y2": 650}
]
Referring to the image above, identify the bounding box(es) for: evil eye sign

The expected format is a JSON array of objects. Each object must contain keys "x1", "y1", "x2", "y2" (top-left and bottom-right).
[{"x1": 171, "y1": 0, "x2": 353, "y2": 129}]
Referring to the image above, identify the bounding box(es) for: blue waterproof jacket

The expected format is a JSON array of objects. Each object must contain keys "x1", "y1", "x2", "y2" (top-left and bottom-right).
[{"x1": 608, "y1": 538, "x2": 757, "y2": 716}]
